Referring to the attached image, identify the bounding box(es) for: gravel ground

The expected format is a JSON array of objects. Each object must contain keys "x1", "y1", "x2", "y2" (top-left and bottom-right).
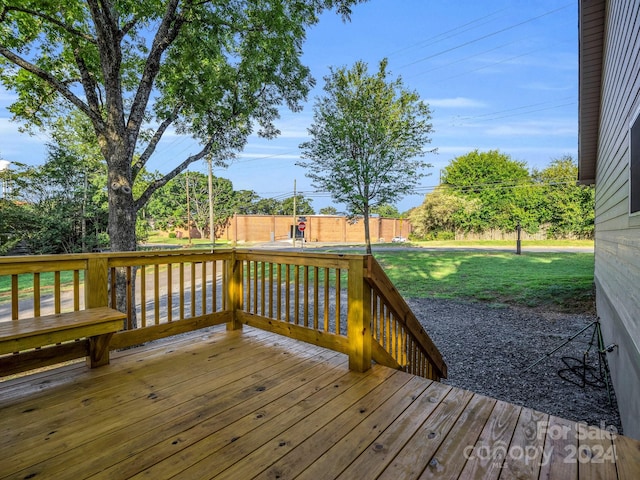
[{"x1": 406, "y1": 298, "x2": 622, "y2": 435}]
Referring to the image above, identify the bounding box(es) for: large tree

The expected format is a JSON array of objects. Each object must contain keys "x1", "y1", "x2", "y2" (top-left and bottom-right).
[
  {"x1": 299, "y1": 58, "x2": 434, "y2": 253},
  {"x1": 441, "y1": 149, "x2": 531, "y2": 232},
  {"x1": 0, "y1": 0, "x2": 364, "y2": 254}
]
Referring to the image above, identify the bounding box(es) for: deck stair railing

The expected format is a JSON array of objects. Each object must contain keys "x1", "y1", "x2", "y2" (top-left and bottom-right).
[{"x1": 0, "y1": 249, "x2": 446, "y2": 380}]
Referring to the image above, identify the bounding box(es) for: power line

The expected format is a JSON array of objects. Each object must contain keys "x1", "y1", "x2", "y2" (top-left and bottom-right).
[
  {"x1": 396, "y1": 3, "x2": 573, "y2": 70},
  {"x1": 385, "y1": 6, "x2": 510, "y2": 59}
]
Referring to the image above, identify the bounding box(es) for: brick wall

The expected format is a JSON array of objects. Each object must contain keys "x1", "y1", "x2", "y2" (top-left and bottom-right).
[{"x1": 218, "y1": 215, "x2": 412, "y2": 243}]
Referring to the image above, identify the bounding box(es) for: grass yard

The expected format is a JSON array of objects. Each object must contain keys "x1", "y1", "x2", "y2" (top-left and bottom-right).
[{"x1": 374, "y1": 250, "x2": 595, "y2": 313}]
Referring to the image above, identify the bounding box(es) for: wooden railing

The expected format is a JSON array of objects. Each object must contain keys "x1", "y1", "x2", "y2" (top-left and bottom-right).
[
  {"x1": 0, "y1": 249, "x2": 446, "y2": 380},
  {"x1": 366, "y1": 256, "x2": 447, "y2": 379}
]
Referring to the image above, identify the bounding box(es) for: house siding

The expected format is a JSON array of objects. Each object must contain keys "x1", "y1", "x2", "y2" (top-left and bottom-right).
[{"x1": 593, "y1": 0, "x2": 640, "y2": 439}]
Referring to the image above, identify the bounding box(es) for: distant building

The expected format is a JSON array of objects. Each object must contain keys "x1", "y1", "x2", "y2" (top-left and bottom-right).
[{"x1": 216, "y1": 214, "x2": 411, "y2": 244}]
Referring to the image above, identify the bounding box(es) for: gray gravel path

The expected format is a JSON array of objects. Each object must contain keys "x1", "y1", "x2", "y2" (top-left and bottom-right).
[{"x1": 407, "y1": 298, "x2": 622, "y2": 434}]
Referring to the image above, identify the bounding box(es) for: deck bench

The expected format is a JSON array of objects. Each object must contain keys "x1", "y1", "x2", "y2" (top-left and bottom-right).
[{"x1": 0, "y1": 306, "x2": 125, "y2": 370}]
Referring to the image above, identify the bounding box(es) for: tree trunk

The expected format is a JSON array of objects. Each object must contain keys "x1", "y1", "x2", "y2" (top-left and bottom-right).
[
  {"x1": 363, "y1": 202, "x2": 372, "y2": 255},
  {"x1": 106, "y1": 143, "x2": 138, "y2": 328}
]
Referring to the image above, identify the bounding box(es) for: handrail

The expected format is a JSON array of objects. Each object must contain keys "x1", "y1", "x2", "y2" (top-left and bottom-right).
[
  {"x1": 1, "y1": 249, "x2": 446, "y2": 381},
  {"x1": 365, "y1": 255, "x2": 447, "y2": 380}
]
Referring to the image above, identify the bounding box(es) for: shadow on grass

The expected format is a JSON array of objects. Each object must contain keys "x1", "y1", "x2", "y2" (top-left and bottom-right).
[{"x1": 374, "y1": 251, "x2": 595, "y2": 313}]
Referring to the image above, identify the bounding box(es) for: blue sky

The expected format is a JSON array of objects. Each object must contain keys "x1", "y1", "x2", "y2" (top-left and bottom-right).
[{"x1": 0, "y1": 0, "x2": 578, "y2": 213}]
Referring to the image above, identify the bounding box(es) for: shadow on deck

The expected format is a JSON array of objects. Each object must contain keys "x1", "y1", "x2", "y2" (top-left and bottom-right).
[{"x1": 2, "y1": 327, "x2": 639, "y2": 480}]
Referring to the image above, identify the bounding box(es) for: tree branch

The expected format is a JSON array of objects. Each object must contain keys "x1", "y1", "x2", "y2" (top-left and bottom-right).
[
  {"x1": 72, "y1": 45, "x2": 103, "y2": 116},
  {"x1": 120, "y1": 17, "x2": 139, "y2": 37},
  {"x1": 132, "y1": 103, "x2": 182, "y2": 179},
  {"x1": 0, "y1": 45, "x2": 105, "y2": 132},
  {"x1": 0, "y1": 5, "x2": 97, "y2": 44},
  {"x1": 126, "y1": 0, "x2": 185, "y2": 156},
  {"x1": 134, "y1": 140, "x2": 213, "y2": 211}
]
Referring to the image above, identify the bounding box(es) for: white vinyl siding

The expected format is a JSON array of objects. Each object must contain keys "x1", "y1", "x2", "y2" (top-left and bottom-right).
[{"x1": 592, "y1": 0, "x2": 640, "y2": 439}]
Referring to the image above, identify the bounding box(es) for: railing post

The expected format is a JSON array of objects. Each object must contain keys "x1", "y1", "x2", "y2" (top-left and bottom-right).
[
  {"x1": 226, "y1": 250, "x2": 243, "y2": 331},
  {"x1": 85, "y1": 257, "x2": 109, "y2": 308},
  {"x1": 347, "y1": 256, "x2": 371, "y2": 372}
]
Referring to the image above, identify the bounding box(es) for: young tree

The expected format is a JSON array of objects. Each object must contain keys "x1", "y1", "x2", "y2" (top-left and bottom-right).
[
  {"x1": 0, "y1": 0, "x2": 365, "y2": 254},
  {"x1": 299, "y1": 59, "x2": 434, "y2": 253}
]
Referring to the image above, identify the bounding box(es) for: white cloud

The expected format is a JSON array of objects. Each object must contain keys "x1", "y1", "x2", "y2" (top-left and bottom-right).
[{"x1": 426, "y1": 97, "x2": 486, "y2": 108}]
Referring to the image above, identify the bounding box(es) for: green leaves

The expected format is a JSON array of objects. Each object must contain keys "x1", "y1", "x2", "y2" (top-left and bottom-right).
[
  {"x1": 411, "y1": 153, "x2": 595, "y2": 239},
  {"x1": 299, "y1": 57, "x2": 433, "y2": 252},
  {"x1": 0, "y1": 0, "x2": 367, "y2": 251},
  {"x1": 300, "y1": 58, "x2": 433, "y2": 212}
]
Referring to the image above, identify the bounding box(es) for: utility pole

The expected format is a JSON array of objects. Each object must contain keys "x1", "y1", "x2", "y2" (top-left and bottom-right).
[{"x1": 293, "y1": 179, "x2": 297, "y2": 245}]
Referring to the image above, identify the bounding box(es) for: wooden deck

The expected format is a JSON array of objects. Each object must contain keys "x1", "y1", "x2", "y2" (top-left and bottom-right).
[{"x1": 1, "y1": 327, "x2": 639, "y2": 479}]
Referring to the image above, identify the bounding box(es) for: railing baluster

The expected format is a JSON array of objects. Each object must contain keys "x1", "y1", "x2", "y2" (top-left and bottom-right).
[
  {"x1": 201, "y1": 261, "x2": 207, "y2": 315},
  {"x1": 335, "y1": 268, "x2": 341, "y2": 335},
  {"x1": 269, "y1": 262, "x2": 274, "y2": 319},
  {"x1": 372, "y1": 293, "x2": 378, "y2": 341},
  {"x1": 54, "y1": 271, "x2": 61, "y2": 314},
  {"x1": 211, "y1": 259, "x2": 219, "y2": 312},
  {"x1": 245, "y1": 261, "x2": 251, "y2": 313},
  {"x1": 154, "y1": 264, "x2": 160, "y2": 325},
  {"x1": 73, "y1": 270, "x2": 80, "y2": 311},
  {"x1": 253, "y1": 261, "x2": 258, "y2": 314},
  {"x1": 179, "y1": 262, "x2": 185, "y2": 320},
  {"x1": 126, "y1": 266, "x2": 133, "y2": 330},
  {"x1": 303, "y1": 265, "x2": 309, "y2": 328},
  {"x1": 313, "y1": 266, "x2": 319, "y2": 330},
  {"x1": 167, "y1": 263, "x2": 173, "y2": 322},
  {"x1": 260, "y1": 262, "x2": 267, "y2": 316},
  {"x1": 323, "y1": 267, "x2": 329, "y2": 332},
  {"x1": 140, "y1": 266, "x2": 147, "y2": 328},
  {"x1": 277, "y1": 263, "x2": 282, "y2": 320},
  {"x1": 33, "y1": 273, "x2": 41, "y2": 317},
  {"x1": 294, "y1": 265, "x2": 300, "y2": 325},
  {"x1": 191, "y1": 262, "x2": 196, "y2": 317},
  {"x1": 285, "y1": 264, "x2": 290, "y2": 323}
]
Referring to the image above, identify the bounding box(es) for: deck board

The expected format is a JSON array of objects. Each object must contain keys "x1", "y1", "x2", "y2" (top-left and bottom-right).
[{"x1": 1, "y1": 326, "x2": 638, "y2": 480}]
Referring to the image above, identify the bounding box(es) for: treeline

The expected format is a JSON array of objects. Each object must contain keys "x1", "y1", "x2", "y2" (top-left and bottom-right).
[
  {"x1": 0, "y1": 151, "x2": 317, "y2": 255},
  {"x1": 409, "y1": 150, "x2": 594, "y2": 240},
  {"x1": 1, "y1": 148, "x2": 593, "y2": 255}
]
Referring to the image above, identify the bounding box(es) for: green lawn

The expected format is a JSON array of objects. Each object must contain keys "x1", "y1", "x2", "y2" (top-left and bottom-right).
[
  {"x1": 374, "y1": 250, "x2": 595, "y2": 313},
  {"x1": 2, "y1": 243, "x2": 595, "y2": 314}
]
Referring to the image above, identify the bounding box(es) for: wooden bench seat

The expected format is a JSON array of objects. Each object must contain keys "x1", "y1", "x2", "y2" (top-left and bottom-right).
[{"x1": 0, "y1": 306, "x2": 125, "y2": 370}]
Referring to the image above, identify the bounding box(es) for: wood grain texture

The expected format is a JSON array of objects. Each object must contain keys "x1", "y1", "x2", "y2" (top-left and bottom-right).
[{"x1": 0, "y1": 327, "x2": 635, "y2": 480}]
